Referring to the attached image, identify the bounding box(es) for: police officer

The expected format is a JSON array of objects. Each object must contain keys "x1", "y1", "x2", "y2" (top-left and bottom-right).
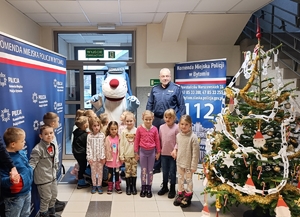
[{"x1": 146, "y1": 68, "x2": 186, "y2": 173}]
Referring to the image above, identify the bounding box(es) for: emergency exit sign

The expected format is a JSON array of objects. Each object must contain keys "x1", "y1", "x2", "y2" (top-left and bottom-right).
[
  {"x1": 85, "y1": 48, "x2": 104, "y2": 58},
  {"x1": 150, "y1": 79, "x2": 160, "y2": 86}
]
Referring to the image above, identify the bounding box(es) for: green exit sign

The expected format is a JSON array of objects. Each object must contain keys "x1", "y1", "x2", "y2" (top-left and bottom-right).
[
  {"x1": 85, "y1": 48, "x2": 104, "y2": 58},
  {"x1": 150, "y1": 79, "x2": 160, "y2": 86}
]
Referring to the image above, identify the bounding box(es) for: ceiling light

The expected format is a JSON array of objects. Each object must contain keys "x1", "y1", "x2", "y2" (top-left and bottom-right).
[
  {"x1": 97, "y1": 23, "x2": 116, "y2": 30},
  {"x1": 93, "y1": 40, "x2": 106, "y2": 45}
]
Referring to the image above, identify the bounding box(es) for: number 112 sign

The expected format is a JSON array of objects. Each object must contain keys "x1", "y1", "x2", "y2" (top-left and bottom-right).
[{"x1": 175, "y1": 59, "x2": 226, "y2": 129}]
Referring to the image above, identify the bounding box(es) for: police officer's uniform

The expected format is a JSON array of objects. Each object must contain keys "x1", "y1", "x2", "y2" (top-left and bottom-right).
[{"x1": 146, "y1": 82, "x2": 186, "y2": 130}]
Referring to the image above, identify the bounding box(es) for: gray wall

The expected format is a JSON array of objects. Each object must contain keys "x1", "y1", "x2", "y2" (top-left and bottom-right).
[{"x1": 136, "y1": 87, "x2": 152, "y2": 126}]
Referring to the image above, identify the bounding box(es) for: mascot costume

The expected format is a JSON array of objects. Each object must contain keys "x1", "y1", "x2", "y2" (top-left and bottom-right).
[{"x1": 88, "y1": 62, "x2": 140, "y2": 123}]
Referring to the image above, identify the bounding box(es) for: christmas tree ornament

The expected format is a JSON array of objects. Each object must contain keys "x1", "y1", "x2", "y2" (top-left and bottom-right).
[
  {"x1": 222, "y1": 153, "x2": 235, "y2": 168},
  {"x1": 274, "y1": 166, "x2": 280, "y2": 172},
  {"x1": 201, "y1": 203, "x2": 210, "y2": 217},
  {"x1": 275, "y1": 195, "x2": 291, "y2": 217},
  {"x1": 243, "y1": 175, "x2": 256, "y2": 195},
  {"x1": 228, "y1": 97, "x2": 235, "y2": 113},
  {"x1": 268, "y1": 82, "x2": 274, "y2": 88},
  {"x1": 285, "y1": 102, "x2": 291, "y2": 109},
  {"x1": 235, "y1": 124, "x2": 244, "y2": 137},
  {"x1": 267, "y1": 130, "x2": 274, "y2": 136},
  {"x1": 257, "y1": 166, "x2": 263, "y2": 180},
  {"x1": 253, "y1": 130, "x2": 266, "y2": 149}
]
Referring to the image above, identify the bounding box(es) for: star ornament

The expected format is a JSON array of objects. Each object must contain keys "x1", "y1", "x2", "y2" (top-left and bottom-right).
[
  {"x1": 222, "y1": 154, "x2": 235, "y2": 168},
  {"x1": 235, "y1": 125, "x2": 244, "y2": 137},
  {"x1": 214, "y1": 117, "x2": 223, "y2": 132},
  {"x1": 294, "y1": 198, "x2": 300, "y2": 207}
]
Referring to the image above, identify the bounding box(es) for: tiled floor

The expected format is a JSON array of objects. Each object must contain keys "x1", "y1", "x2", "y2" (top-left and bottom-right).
[{"x1": 57, "y1": 160, "x2": 249, "y2": 217}]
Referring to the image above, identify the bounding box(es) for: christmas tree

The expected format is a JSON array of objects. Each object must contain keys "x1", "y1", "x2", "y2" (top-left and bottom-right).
[{"x1": 203, "y1": 23, "x2": 300, "y2": 217}]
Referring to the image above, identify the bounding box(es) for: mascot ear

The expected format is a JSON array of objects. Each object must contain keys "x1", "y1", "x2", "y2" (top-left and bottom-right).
[{"x1": 125, "y1": 73, "x2": 132, "y2": 96}]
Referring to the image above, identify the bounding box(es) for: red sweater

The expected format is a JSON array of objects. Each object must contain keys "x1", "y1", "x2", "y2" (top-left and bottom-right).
[{"x1": 134, "y1": 125, "x2": 161, "y2": 153}]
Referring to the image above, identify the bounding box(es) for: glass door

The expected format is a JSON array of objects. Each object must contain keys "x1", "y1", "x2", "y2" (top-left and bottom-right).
[{"x1": 63, "y1": 62, "x2": 84, "y2": 160}]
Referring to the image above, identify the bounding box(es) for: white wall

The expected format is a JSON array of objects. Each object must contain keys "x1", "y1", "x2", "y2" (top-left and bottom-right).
[{"x1": 0, "y1": 1, "x2": 40, "y2": 45}]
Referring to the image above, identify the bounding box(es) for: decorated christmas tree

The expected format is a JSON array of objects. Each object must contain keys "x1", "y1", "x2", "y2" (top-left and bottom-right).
[{"x1": 203, "y1": 23, "x2": 300, "y2": 217}]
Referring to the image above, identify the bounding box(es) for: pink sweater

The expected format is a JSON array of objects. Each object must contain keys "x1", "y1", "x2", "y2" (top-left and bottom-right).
[
  {"x1": 134, "y1": 125, "x2": 161, "y2": 153},
  {"x1": 159, "y1": 123, "x2": 179, "y2": 156}
]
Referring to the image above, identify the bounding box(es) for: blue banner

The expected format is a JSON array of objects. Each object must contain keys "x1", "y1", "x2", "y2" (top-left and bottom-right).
[
  {"x1": 175, "y1": 59, "x2": 226, "y2": 162},
  {"x1": 0, "y1": 32, "x2": 66, "y2": 216}
]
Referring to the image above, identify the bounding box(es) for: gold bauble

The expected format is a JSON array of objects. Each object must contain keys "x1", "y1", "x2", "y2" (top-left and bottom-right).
[
  {"x1": 267, "y1": 131, "x2": 273, "y2": 136},
  {"x1": 274, "y1": 166, "x2": 280, "y2": 172},
  {"x1": 268, "y1": 83, "x2": 274, "y2": 88},
  {"x1": 248, "y1": 111, "x2": 253, "y2": 115}
]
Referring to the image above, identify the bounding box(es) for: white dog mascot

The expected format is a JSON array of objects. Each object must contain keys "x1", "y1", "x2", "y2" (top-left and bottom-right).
[{"x1": 88, "y1": 62, "x2": 140, "y2": 122}]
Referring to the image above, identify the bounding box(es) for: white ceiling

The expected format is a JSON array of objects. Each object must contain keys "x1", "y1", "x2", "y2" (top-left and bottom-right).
[{"x1": 5, "y1": 0, "x2": 273, "y2": 45}]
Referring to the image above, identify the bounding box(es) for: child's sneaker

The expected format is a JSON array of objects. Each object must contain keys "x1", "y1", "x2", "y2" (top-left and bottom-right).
[
  {"x1": 91, "y1": 186, "x2": 97, "y2": 194},
  {"x1": 97, "y1": 186, "x2": 103, "y2": 194}
]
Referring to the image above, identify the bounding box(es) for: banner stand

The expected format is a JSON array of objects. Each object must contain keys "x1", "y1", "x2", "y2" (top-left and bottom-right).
[{"x1": 0, "y1": 32, "x2": 66, "y2": 217}]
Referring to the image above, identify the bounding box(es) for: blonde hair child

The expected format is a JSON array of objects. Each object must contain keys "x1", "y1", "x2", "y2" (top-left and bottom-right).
[
  {"x1": 134, "y1": 110, "x2": 160, "y2": 198},
  {"x1": 119, "y1": 112, "x2": 137, "y2": 195},
  {"x1": 171, "y1": 115, "x2": 199, "y2": 208}
]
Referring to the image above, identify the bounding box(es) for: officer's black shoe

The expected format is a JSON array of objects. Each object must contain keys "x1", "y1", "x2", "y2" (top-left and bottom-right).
[
  {"x1": 54, "y1": 199, "x2": 65, "y2": 212},
  {"x1": 153, "y1": 169, "x2": 161, "y2": 174}
]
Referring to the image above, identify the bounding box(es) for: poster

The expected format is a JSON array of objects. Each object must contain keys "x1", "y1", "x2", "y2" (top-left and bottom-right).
[
  {"x1": 175, "y1": 59, "x2": 226, "y2": 161},
  {"x1": 0, "y1": 32, "x2": 66, "y2": 216}
]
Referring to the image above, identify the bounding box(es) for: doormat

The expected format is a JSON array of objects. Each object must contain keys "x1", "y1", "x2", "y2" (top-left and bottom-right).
[{"x1": 59, "y1": 166, "x2": 77, "y2": 184}]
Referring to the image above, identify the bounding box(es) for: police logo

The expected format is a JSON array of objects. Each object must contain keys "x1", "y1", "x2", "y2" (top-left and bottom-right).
[
  {"x1": 1, "y1": 108, "x2": 10, "y2": 122},
  {"x1": 0, "y1": 72, "x2": 7, "y2": 87},
  {"x1": 33, "y1": 120, "x2": 39, "y2": 131},
  {"x1": 32, "y1": 92, "x2": 38, "y2": 103}
]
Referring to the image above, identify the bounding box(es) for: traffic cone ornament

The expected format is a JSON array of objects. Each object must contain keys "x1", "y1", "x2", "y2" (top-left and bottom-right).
[{"x1": 275, "y1": 195, "x2": 291, "y2": 217}]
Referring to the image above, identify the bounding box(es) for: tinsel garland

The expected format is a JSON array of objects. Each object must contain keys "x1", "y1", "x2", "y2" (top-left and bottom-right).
[{"x1": 207, "y1": 180, "x2": 300, "y2": 205}]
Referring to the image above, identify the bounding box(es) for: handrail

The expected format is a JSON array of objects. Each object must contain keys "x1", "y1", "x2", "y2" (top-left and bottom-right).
[{"x1": 242, "y1": 1, "x2": 300, "y2": 77}]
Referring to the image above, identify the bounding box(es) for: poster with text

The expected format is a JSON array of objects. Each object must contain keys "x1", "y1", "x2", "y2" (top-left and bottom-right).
[
  {"x1": 0, "y1": 32, "x2": 66, "y2": 216},
  {"x1": 175, "y1": 59, "x2": 226, "y2": 162}
]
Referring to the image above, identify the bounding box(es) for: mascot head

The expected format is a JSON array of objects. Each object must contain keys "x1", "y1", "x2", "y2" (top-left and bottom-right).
[{"x1": 102, "y1": 62, "x2": 132, "y2": 100}]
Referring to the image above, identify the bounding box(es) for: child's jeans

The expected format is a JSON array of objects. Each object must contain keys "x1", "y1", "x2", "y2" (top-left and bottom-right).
[
  {"x1": 4, "y1": 192, "x2": 31, "y2": 217},
  {"x1": 161, "y1": 155, "x2": 176, "y2": 184}
]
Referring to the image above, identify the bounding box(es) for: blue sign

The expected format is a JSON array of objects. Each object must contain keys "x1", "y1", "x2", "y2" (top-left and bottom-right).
[
  {"x1": 0, "y1": 32, "x2": 66, "y2": 216},
  {"x1": 175, "y1": 59, "x2": 226, "y2": 128}
]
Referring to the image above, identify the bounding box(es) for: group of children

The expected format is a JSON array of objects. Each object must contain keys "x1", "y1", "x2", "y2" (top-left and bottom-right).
[
  {"x1": 72, "y1": 108, "x2": 200, "y2": 208},
  {"x1": 0, "y1": 107, "x2": 200, "y2": 217},
  {"x1": 0, "y1": 112, "x2": 62, "y2": 217}
]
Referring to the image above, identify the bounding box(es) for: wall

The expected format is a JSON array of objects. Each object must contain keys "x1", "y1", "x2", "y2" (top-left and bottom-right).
[{"x1": 0, "y1": 1, "x2": 40, "y2": 45}]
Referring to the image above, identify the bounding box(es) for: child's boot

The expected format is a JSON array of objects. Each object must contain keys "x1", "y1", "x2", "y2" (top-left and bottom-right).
[
  {"x1": 168, "y1": 184, "x2": 176, "y2": 199},
  {"x1": 48, "y1": 207, "x2": 61, "y2": 217},
  {"x1": 115, "y1": 180, "x2": 122, "y2": 194},
  {"x1": 173, "y1": 191, "x2": 184, "y2": 206},
  {"x1": 40, "y1": 211, "x2": 50, "y2": 217},
  {"x1": 146, "y1": 185, "x2": 153, "y2": 198},
  {"x1": 125, "y1": 178, "x2": 131, "y2": 195},
  {"x1": 140, "y1": 185, "x2": 146, "y2": 197},
  {"x1": 158, "y1": 182, "x2": 169, "y2": 195},
  {"x1": 131, "y1": 177, "x2": 137, "y2": 195},
  {"x1": 107, "y1": 182, "x2": 113, "y2": 194},
  {"x1": 180, "y1": 192, "x2": 193, "y2": 208},
  {"x1": 77, "y1": 179, "x2": 90, "y2": 189}
]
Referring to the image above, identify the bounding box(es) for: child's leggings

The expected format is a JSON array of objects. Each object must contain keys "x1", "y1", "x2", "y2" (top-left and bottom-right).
[
  {"x1": 90, "y1": 161, "x2": 104, "y2": 186},
  {"x1": 139, "y1": 148, "x2": 155, "y2": 185}
]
